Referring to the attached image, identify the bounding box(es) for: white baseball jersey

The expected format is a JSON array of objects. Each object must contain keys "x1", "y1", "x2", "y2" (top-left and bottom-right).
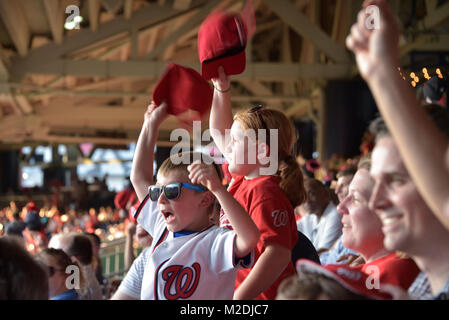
[{"x1": 123, "y1": 194, "x2": 253, "y2": 300}]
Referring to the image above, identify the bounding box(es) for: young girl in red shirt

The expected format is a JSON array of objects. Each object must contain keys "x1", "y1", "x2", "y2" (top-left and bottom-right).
[{"x1": 210, "y1": 66, "x2": 307, "y2": 300}]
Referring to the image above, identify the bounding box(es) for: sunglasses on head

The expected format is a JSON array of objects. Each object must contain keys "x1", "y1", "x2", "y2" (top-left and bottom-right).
[
  {"x1": 248, "y1": 104, "x2": 268, "y2": 132},
  {"x1": 148, "y1": 182, "x2": 207, "y2": 201}
]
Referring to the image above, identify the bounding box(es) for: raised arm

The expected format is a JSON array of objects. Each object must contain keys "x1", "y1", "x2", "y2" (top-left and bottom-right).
[
  {"x1": 130, "y1": 102, "x2": 168, "y2": 202},
  {"x1": 210, "y1": 66, "x2": 234, "y2": 157},
  {"x1": 346, "y1": 0, "x2": 449, "y2": 229},
  {"x1": 187, "y1": 161, "x2": 260, "y2": 257}
]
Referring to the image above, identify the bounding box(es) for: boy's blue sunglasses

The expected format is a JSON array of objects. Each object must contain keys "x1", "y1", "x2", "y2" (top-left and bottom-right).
[{"x1": 148, "y1": 182, "x2": 206, "y2": 201}]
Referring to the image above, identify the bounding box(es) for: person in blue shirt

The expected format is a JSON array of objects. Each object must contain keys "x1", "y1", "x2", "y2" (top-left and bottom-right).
[
  {"x1": 37, "y1": 248, "x2": 81, "y2": 300},
  {"x1": 320, "y1": 166, "x2": 359, "y2": 265}
]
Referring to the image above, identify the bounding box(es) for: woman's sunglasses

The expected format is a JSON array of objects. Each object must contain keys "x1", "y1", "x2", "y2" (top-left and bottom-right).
[
  {"x1": 48, "y1": 265, "x2": 65, "y2": 277},
  {"x1": 148, "y1": 182, "x2": 207, "y2": 201}
]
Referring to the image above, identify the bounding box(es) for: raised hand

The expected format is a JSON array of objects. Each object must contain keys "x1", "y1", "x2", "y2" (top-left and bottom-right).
[
  {"x1": 144, "y1": 101, "x2": 169, "y2": 128},
  {"x1": 187, "y1": 161, "x2": 223, "y2": 194},
  {"x1": 346, "y1": 0, "x2": 400, "y2": 79},
  {"x1": 211, "y1": 66, "x2": 231, "y2": 93}
]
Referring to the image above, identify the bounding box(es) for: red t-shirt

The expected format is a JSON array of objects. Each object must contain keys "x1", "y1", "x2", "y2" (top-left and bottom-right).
[
  {"x1": 356, "y1": 253, "x2": 420, "y2": 290},
  {"x1": 220, "y1": 170, "x2": 298, "y2": 300}
]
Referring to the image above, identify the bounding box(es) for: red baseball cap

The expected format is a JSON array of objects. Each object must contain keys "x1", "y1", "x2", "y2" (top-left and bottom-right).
[
  {"x1": 153, "y1": 63, "x2": 213, "y2": 116},
  {"x1": 198, "y1": 10, "x2": 247, "y2": 80},
  {"x1": 296, "y1": 259, "x2": 393, "y2": 300}
]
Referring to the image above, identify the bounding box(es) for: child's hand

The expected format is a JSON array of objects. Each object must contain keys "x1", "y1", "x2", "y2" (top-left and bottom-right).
[
  {"x1": 188, "y1": 161, "x2": 223, "y2": 193},
  {"x1": 145, "y1": 101, "x2": 168, "y2": 127},
  {"x1": 211, "y1": 66, "x2": 230, "y2": 92}
]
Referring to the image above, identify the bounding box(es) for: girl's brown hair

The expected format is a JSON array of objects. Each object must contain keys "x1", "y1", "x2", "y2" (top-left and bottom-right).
[{"x1": 234, "y1": 108, "x2": 307, "y2": 207}]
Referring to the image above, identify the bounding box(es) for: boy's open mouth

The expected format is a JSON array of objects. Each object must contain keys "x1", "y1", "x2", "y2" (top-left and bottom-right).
[{"x1": 161, "y1": 210, "x2": 175, "y2": 223}]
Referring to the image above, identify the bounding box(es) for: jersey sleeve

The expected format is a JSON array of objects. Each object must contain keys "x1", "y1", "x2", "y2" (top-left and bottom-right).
[
  {"x1": 209, "y1": 228, "x2": 254, "y2": 274},
  {"x1": 250, "y1": 197, "x2": 297, "y2": 251},
  {"x1": 117, "y1": 248, "x2": 151, "y2": 299},
  {"x1": 136, "y1": 197, "x2": 160, "y2": 238}
]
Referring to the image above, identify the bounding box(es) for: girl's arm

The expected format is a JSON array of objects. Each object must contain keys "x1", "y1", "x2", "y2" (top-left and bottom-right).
[
  {"x1": 210, "y1": 66, "x2": 234, "y2": 157},
  {"x1": 188, "y1": 161, "x2": 260, "y2": 257},
  {"x1": 233, "y1": 243, "x2": 291, "y2": 300},
  {"x1": 130, "y1": 102, "x2": 168, "y2": 202}
]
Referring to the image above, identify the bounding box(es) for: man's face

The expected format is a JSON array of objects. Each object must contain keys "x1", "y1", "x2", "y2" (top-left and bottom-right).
[
  {"x1": 301, "y1": 180, "x2": 327, "y2": 214},
  {"x1": 335, "y1": 175, "x2": 354, "y2": 202},
  {"x1": 369, "y1": 137, "x2": 434, "y2": 252}
]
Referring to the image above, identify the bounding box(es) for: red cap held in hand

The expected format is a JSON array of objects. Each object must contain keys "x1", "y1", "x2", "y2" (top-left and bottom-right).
[
  {"x1": 153, "y1": 63, "x2": 213, "y2": 116},
  {"x1": 198, "y1": 10, "x2": 247, "y2": 80}
]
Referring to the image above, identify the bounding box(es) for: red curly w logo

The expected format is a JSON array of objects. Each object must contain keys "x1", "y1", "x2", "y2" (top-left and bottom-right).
[{"x1": 162, "y1": 263, "x2": 201, "y2": 300}]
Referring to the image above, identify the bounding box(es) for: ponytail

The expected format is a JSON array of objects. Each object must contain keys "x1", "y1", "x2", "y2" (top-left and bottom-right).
[{"x1": 279, "y1": 156, "x2": 307, "y2": 208}]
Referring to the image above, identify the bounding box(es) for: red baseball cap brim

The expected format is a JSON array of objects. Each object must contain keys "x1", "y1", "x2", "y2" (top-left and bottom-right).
[
  {"x1": 296, "y1": 259, "x2": 393, "y2": 300},
  {"x1": 201, "y1": 49, "x2": 246, "y2": 81}
]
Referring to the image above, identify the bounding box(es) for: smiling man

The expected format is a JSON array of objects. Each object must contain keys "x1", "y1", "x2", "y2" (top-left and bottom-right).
[
  {"x1": 369, "y1": 115, "x2": 449, "y2": 299},
  {"x1": 346, "y1": 0, "x2": 449, "y2": 299}
]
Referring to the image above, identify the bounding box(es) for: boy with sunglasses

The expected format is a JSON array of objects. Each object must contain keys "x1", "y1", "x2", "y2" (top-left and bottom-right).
[{"x1": 112, "y1": 102, "x2": 260, "y2": 300}]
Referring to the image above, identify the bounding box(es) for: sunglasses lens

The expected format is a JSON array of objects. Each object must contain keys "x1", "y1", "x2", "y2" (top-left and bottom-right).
[
  {"x1": 164, "y1": 184, "x2": 180, "y2": 200},
  {"x1": 149, "y1": 186, "x2": 162, "y2": 201}
]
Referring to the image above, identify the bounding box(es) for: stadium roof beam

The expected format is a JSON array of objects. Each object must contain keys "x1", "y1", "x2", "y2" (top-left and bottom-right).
[
  {"x1": 263, "y1": 0, "x2": 350, "y2": 64},
  {"x1": 9, "y1": 0, "x2": 209, "y2": 82},
  {"x1": 7, "y1": 60, "x2": 351, "y2": 82}
]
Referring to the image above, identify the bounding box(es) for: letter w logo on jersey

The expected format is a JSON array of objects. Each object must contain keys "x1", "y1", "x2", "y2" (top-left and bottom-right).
[
  {"x1": 162, "y1": 263, "x2": 201, "y2": 300},
  {"x1": 272, "y1": 209, "x2": 288, "y2": 227}
]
